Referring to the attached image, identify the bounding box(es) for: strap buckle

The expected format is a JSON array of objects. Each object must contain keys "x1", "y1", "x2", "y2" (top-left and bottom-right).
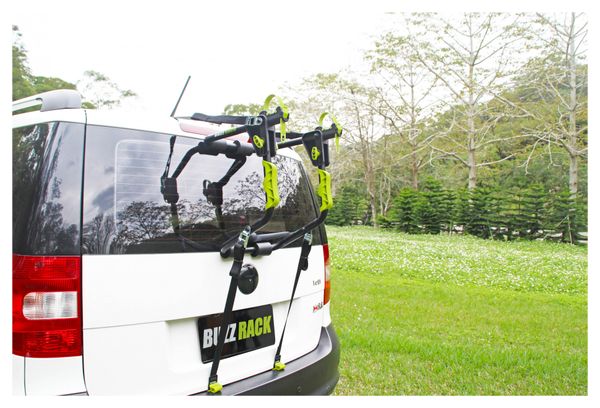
[
  {"x1": 239, "y1": 226, "x2": 252, "y2": 248},
  {"x1": 273, "y1": 360, "x2": 286, "y2": 371},
  {"x1": 160, "y1": 176, "x2": 179, "y2": 204},
  {"x1": 208, "y1": 381, "x2": 223, "y2": 394}
]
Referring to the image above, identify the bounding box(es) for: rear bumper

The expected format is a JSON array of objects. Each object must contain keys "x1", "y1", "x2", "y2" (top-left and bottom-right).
[{"x1": 193, "y1": 324, "x2": 340, "y2": 396}]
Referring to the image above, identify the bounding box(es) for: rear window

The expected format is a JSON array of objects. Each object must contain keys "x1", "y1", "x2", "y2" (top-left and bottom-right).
[
  {"x1": 12, "y1": 122, "x2": 85, "y2": 255},
  {"x1": 82, "y1": 125, "x2": 322, "y2": 254}
]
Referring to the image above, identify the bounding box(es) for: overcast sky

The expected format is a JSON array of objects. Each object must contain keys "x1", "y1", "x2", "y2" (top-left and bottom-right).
[
  {"x1": 10, "y1": 1, "x2": 401, "y2": 116},
  {"x1": 9, "y1": 0, "x2": 591, "y2": 117}
]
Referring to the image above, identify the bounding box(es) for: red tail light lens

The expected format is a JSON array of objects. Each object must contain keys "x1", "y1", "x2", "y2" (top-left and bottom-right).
[
  {"x1": 13, "y1": 255, "x2": 82, "y2": 358},
  {"x1": 323, "y1": 244, "x2": 331, "y2": 304}
]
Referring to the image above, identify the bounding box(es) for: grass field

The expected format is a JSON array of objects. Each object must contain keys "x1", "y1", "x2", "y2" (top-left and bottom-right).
[{"x1": 327, "y1": 226, "x2": 588, "y2": 395}]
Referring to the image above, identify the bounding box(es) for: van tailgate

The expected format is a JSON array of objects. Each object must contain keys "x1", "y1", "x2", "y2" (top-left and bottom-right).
[{"x1": 81, "y1": 247, "x2": 325, "y2": 395}]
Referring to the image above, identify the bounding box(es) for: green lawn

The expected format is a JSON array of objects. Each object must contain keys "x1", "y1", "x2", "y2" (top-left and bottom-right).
[{"x1": 327, "y1": 226, "x2": 587, "y2": 395}]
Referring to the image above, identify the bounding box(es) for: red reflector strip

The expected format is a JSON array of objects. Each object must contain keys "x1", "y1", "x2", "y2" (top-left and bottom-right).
[
  {"x1": 13, "y1": 329, "x2": 82, "y2": 358},
  {"x1": 13, "y1": 255, "x2": 82, "y2": 358},
  {"x1": 323, "y1": 244, "x2": 331, "y2": 305},
  {"x1": 13, "y1": 255, "x2": 80, "y2": 280}
]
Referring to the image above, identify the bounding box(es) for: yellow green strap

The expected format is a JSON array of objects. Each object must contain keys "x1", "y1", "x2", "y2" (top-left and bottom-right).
[
  {"x1": 262, "y1": 160, "x2": 281, "y2": 210},
  {"x1": 318, "y1": 112, "x2": 342, "y2": 151},
  {"x1": 317, "y1": 169, "x2": 333, "y2": 212},
  {"x1": 262, "y1": 94, "x2": 289, "y2": 142}
]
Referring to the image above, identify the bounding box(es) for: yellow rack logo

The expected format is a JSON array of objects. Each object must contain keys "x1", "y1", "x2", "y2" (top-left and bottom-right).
[
  {"x1": 202, "y1": 315, "x2": 273, "y2": 349},
  {"x1": 311, "y1": 146, "x2": 321, "y2": 161},
  {"x1": 253, "y1": 135, "x2": 264, "y2": 148}
]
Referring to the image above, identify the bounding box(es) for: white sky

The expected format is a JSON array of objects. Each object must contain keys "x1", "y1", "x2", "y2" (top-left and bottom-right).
[
  {"x1": 9, "y1": 1, "x2": 401, "y2": 116},
  {"x1": 8, "y1": 0, "x2": 594, "y2": 116}
]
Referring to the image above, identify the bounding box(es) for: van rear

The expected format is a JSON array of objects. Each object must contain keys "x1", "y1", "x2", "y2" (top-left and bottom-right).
[{"x1": 13, "y1": 102, "x2": 339, "y2": 395}]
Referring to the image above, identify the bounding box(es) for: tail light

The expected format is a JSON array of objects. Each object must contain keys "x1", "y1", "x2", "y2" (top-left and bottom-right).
[
  {"x1": 13, "y1": 255, "x2": 82, "y2": 358},
  {"x1": 323, "y1": 244, "x2": 331, "y2": 304}
]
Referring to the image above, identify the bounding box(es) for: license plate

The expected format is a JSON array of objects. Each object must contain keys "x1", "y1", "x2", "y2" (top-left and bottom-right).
[{"x1": 197, "y1": 304, "x2": 275, "y2": 363}]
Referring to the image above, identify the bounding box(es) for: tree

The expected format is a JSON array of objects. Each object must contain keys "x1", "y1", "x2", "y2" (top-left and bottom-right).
[
  {"x1": 280, "y1": 74, "x2": 348, "y2": 195},
  {"x1": 328, "y1": 183, "x2": 369, "y2": 226},
  {"x1": 296, "y1": 74, "x2": 386, "y2": 226},
  {"x1": 390, "y1": 188, "x2": 419, "y2": 233},
  {"x1": 504, "y1": 188, "x2": 527, "y2": 239},
  {"x1": 407, "y1": 13, "x2": 530, "y2": 189},
  {"x1": 343, "y1": 83, "x2": 386, "y2": 226},
  {"x1": 366, "y1": 32, "x2": 441, "y2": 190},
  {"x1": 32, "y1": 76, "x2": 77, "y2": 93},
  {"x1": 414, "y1": 178, "x2": 446, "y2": 234},
  {"x1": 12, "y1": 25, "x2": 34, "y2": 100},
  {"x1": 77, "y1": 70, "x2": 137, "y2": 109},
  {"x1": 526, "y1": 13, "x2": 588, "y2": 197},
  {"x1": 521, "y1": 184, "x2": 547, "y2": 239},
  {"x1": 439, "y1": 188, "x2": 458, "y2": 234},
  {"x1": 13, "y1": 27, "x2": 136, "y2": 109},
  {"x1": 466, "y1": 187, "x2": 496, "y2": 239},
  {"x1": 545, "y1": 189, "x2": 583, "y2": 243}
]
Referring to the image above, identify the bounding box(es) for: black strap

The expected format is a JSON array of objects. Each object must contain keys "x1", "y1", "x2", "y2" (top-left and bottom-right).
[
  {"x1": 160, "y1": 136, "x2": 179, "y2": 203},
  {"x1": 165, "y1": 136, "x2": 176, "y2": 174},
  {"x1": 207, "y1": 227, "x2": 251, "y2": 393},
  {"x1": 273, "y1": 232, "x2": 313, "y2": 370},
  {"x1": 160, "y1": 136, "x2": 185, "y2": 250},
  {"x1": 191, "y1": 112, "x2": 250, "y2": 125},
  {"x1": 208, "y1": 112, "x2": 276, "y2": 393},
  {"x1": 191, "y1": 109, "x2": 287, "y2": 132}
]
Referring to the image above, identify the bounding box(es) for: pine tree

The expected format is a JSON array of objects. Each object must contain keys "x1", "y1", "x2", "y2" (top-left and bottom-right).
[
  {"x1": 416, "y1": 178, "x2": 445, "y2": 234},
  {"x1": 327, "y1": 189, "x2": 351, "y2": 226},
  {"x1": 522, "y1": 184, "x2": 547, "y2": 239},
  {"x1": 510, "y1": 189, "x2": 530, "y2": 239},
  {"x1": 391, "y1": 188, "x2": 419, "y2": 233},
  {"x1": 488, "y1": 188, "x2": 510, "y2": 240},
  {"x1": 467, "y1": 187, "x2": 495, "y2": 239},
  {"x1": 327, "y1": 184, "x2": 366, "y2": 226},
  {"x1": 454, "y1": 188, "x2": 472, "y2": 235},
  {"x1": 413, "y1": 194, "x2": 430, "y2": 234},
  {"x1": 439, "y1": 189, "x2": 457, "y2": 234},
  {"x1": 576, "y1": 195, "x2": 588, "y2": 242},
  {"x1": 545, "y1": 189, "x2": 584, "y2": 243}
]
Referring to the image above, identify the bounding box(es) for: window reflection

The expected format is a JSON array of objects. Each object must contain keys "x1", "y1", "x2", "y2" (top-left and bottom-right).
[
  {"x1": 13, "y1": 123, "x2": 84, "y2": 255},
  {"x1": 82, "y1": 126, "x2": 319, "y2": 255}
]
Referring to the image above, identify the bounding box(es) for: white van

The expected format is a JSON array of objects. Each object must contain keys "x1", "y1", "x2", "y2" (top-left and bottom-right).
[{"x1": 12, "y1": 90, "x2": 340, "y2": 395}]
